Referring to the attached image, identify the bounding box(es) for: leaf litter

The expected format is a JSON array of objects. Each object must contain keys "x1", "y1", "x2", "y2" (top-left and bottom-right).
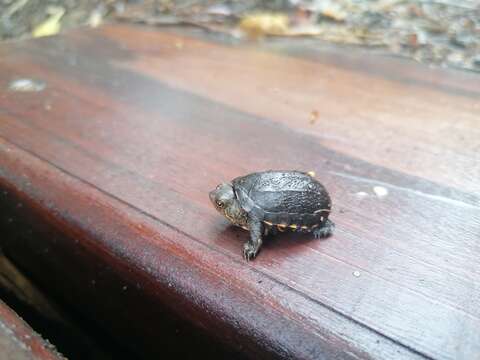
[{"x1": 1, "y1": 0, "x2": 479, "y2": 72}]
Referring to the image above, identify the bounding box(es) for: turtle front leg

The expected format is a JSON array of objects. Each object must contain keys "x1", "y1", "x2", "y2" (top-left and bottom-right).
[{"x1": 243, "y1": 217, "x2": 264, "y2": 261}]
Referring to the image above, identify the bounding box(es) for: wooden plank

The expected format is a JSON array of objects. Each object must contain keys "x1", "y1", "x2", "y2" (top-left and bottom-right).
[
  {"x1": 0, "y1": 299, "x2": 64, "y2": 360},
  {"x1": 0, "y1": 24, "x2": 479, "y2": 359},
  {"x1": 100, "y1": 25, "x2": 480, "y2": 194}
]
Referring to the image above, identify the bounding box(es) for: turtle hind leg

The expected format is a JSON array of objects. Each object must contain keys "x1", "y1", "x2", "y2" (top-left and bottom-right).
[
  {"x1": 243, "y1": 217, "x2": 264, "y2": 261},
  {"x1": 313, "y1": 219, "x2": 335, "y2": 239}
]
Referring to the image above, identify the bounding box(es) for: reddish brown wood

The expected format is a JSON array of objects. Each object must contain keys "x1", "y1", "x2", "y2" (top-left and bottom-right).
[
  {"x1": 0, "y1": 24, "x2": 479, "y2": 359},
  {"x1": 0, "y1": 299, "x2": 64, "y2": 360},
  {"x1": 99, "y1": 26, "x2": 480, "y2": 194}
]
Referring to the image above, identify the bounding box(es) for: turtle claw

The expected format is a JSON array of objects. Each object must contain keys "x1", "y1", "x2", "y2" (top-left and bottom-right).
[
  {"x1": 243, "y1": 242, "x2": 260, "y2": 261},
  {"x1": 313, "y1": 219, "x2": 335, "y2": 239}
]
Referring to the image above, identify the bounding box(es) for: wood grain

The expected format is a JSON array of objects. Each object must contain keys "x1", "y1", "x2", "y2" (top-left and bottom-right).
[
  {"x1": 0, "y1": 299, "x2": 64, "y2": 360},
  {"x1": 0, "y1": 24, "x2": 479, "y2": 359}
]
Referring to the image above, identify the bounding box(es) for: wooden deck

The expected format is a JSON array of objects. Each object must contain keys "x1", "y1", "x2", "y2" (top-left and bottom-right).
[
  {"x1": 0, "y1": 299, "x2": 64, "y2": 360},
  {"x1": 0, "y1": 24, "x2": 479, "y2": 359}
]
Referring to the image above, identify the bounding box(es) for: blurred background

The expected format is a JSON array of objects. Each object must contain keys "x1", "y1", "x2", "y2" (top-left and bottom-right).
[{"x1": 0, "y1": 0, "x2": 479, "y2": 71}]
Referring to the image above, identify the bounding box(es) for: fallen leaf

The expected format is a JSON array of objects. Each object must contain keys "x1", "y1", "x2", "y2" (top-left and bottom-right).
[
  {"x1": 238, "y1": 13, "x2": 289, "y2": 38},
  {"x1": 320, "y1": 6, "x2": 347, "y2": 22},
  {"x1": 32, "y1": 6, "x2": 65, "y2": 38}
]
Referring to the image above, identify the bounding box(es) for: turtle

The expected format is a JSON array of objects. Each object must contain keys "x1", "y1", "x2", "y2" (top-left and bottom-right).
[{"x1": 209, "y1": 170, "x2": 334, "y2": 260}]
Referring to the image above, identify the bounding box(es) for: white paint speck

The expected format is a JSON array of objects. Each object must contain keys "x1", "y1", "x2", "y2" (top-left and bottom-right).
[
  {"x1": 353, "y1": 271, "x2": 361, "y2": 277},
  {"x1": 356, "y1": 191, "x2": 368, "y2": 198},
  {"x1": 9, "y1": 78, "x2": 46, "y2": 92},
  {"x1": 373, "y1": 186, "x2": 389, "y2": 197}
]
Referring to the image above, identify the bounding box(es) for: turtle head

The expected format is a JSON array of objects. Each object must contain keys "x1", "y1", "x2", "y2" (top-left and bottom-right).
[{"x1": 209, "y1": 183, "x2": 247, "y2": 228}]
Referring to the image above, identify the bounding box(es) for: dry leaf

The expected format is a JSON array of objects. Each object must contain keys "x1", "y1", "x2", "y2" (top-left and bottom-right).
[
  {"x1": 32, "y1": 6, "x2": 65, "y2": 38},
  {"x1": 238, "y1": 13, "x2": 289, "y2": 38},
  {"x1": 321, "y1": 6, "x2": 347, "y2": 22}
]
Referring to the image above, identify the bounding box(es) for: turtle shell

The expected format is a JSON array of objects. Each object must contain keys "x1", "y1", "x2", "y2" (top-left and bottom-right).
[{"x1": 232, "y1": 171, "x2": 331, "y2": 228}]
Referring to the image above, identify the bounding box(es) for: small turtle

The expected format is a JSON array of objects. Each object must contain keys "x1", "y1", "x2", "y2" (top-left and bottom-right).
[{"x1": 209, "y1": 170, "x2": 334, "y2": 260}]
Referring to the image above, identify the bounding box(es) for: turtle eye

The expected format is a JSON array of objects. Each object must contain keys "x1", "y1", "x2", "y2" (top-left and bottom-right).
[{"x1": 216, "y1": 200, "x2": 224, "y2": 208}]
